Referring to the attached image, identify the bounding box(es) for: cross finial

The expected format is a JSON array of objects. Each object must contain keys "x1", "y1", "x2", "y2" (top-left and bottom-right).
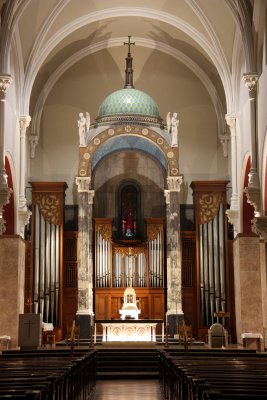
[
  {"x1": 123, "y1": 36, "x2": 135, "y2": 88},
  {"x1": 124, "y1": 35, "x2": 135, "y2": 55}
]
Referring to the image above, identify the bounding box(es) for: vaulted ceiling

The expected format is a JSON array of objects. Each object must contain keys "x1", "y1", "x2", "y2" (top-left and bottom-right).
[{"x1": 0, "y1": 0, "x2": 254, "y2": 125}]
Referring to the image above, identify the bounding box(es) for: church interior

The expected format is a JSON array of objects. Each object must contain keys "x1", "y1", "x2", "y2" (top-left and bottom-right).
[{"x1": 1, "y1": 0, "x2": 267, "y2": 397}]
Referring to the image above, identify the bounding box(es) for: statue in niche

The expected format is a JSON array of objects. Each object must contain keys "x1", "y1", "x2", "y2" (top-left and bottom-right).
[
  {"x1": 120, "y1": 184, "x2": 138, "y2": 239},
  {"x1": 77, "y1": 112, "x2": 86, "y2": 147},
  {"x1": 122, "y1": 210, "x2": 136, "y2": 237},
  {"x1": 167, "y1": 112, "x2": 179, "y2": 147}
]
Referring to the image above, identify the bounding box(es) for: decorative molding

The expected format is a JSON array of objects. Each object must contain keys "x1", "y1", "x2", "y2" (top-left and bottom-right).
[
  {"x1": 164, "y1": 190, "x2": 170, "y2": 205},
  {"x1": 248, "y1": 169, "x2": 260, "y2": 189},
  {"x1": 199, "y1": 193, "x2": 223, "y2": 224},
  {"x1": 219, "y1": 132, "x2": 230, "y2": 157},
  {"x1": 114, "y1": 245, "x2": 145, "y2": 258},
  {"x1": 19, "y1": 115, "x2": 31, "y2": 134},
  {"x1": 226, "y1": 208, "x2": 240, "y2": 235},
  {"x1": 225, "y1": 114, "x2": 236, "y2": 132},
  {"x1": 18, "y1": 208, "x2": 32, "y2": 238},
  {"x1": 29, "y1": 134, "x2": 39, "y2": 158},
  {"x1": 98, "y1": 223, "x2": 112, "y2": 241},
  {"x1": 76, "y1": 176, "x2": 91, "y2": 192},
  {"x1": 147, "y1": 224, "x2": 161, "y2": 241},
  {"x1": 75, "y1": 175, "x2": 95, "y2": 204},
  {"x1": 167, "y1": 175, "x2": 183, "y2": 191},
  {"x1": 0, "y1": 185, "x2": 12, "y2": 235},
  {"x1": 34, "y1": 193, "x2": 61, "y2": 225},
  {"x1": 252, "y1": 217, "x2": 267, "y2": 240},
  {"x1": 244, "y1": 186, "x2": 261, "y2": 217},
  {"x1": 242, "y1": 73, "x2": 258, "y2": 99},
  {"x1": 0, "y1": 74, "x2": 12, "y2": 101},
  {"x1": 78, "y1": 125, "x2": 179, "y2": 178},
  {"x1": 87, "y1": 190, "x2": 95, "y2": 205}
]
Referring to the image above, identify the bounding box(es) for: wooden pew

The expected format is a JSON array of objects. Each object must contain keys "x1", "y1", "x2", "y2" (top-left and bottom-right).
[
  {"x1": 159, "y1": 349, "x2": 267, "y2": 400},
  {"x1": 0, "y1": 348, "x2": 97, "y2": 399}
]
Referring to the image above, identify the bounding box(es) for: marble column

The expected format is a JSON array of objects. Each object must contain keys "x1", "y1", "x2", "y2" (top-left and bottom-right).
[
  {"x1": 75, "y1": 176, "x2": 95, "y2": 337},
  {"x1": 0, "y1": 74, "x2": 12, "y2": 234},
  {"x1": 18, "y1": 116, "x2": 31, "y2": 238},
  {"x1": 164, "y1": 175, "x2": 183, "y2": 336},
  {"x1": 242, "y1": 73, "x2": 261, "y2": 216},
  {"x1": 225, "y1": 114, "x2": 240, "y2": 235}
]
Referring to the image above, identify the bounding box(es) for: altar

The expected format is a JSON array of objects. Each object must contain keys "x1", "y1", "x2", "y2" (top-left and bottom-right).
[{"x1": 98, "y1": 320, "x2": 164, "y2": 342}]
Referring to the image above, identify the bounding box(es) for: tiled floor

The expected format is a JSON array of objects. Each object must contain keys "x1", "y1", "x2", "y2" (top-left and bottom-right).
[{"x1": 94, "y1": 379, "x2": 163, "y2": 400}]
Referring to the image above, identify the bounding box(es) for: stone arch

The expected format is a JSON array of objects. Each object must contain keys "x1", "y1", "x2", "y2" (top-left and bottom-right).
[{"x1": 78, "y1": 124, "x2": 179, "y2": 180}]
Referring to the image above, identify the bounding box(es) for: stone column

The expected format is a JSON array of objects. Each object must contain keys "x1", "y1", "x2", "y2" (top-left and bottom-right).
[
  {"x1": 242, "y1": 73, "x2": 261, "y2": 216},
  {"x1": 164, "y1": 175, "x2": 183, "y2": 336},
  {"x1": 75, "y1": 176, "x2": 95, "y2": 338},
  {"x1": 0, "y1": 235, "x2": 25, "y2": 347},
  {"x1": 225, "y1": 114, "x2": 240, "y2": 234},
  {"x1": 18, "y1": 116, "x2": 31, "y2": 237},
  {"x1": 0, "y1": 74, "x2": 12, "y2": 234},
  {"x1": 233, "y1": 234, "x2": 267, "y2": 348}
]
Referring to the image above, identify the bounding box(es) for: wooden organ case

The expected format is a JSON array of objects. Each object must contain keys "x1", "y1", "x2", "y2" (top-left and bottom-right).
[{"x1": 94, "y1": 218, "x2": 165, "y2": 322}]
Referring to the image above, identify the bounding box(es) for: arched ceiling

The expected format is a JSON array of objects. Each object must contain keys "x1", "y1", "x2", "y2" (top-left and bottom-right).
[{"x1": 1, "y1": 0, "x2": 254, "y2": 125}]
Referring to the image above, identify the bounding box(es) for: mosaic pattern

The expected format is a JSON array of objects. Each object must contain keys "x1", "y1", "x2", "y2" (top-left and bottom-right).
[{"x1": 98, "y1": 88, "x2": 161, "y2": 117}]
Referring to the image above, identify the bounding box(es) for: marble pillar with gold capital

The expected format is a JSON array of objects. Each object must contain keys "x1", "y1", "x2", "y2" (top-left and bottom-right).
[{"x1": 165, "y1": 176, "x2": 183, "y2": 335}]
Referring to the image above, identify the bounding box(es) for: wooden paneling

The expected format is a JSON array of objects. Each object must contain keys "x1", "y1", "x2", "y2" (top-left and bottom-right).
[{"x1": 94, "y1": 288, "x2": 165, "y2": 321}]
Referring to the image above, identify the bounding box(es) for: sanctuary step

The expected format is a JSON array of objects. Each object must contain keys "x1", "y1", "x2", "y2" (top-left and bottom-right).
[{"x1": 96, "y1": 348, "x2": 160, "y2": 379}]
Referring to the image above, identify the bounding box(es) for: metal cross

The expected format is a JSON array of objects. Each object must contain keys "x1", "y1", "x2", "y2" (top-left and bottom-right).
[{"x1": 124, "y1": 36, "x2": 135, "y2": 54}]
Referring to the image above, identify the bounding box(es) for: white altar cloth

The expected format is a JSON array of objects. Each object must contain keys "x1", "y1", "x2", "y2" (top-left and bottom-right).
[{"x1": 101, "y1": 321, "x2": 158, "y2": 342}]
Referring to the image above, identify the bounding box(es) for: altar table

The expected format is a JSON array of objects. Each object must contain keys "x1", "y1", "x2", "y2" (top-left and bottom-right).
[{"x1": 97, "y1": 320, "x2": 164, "y2": 342}]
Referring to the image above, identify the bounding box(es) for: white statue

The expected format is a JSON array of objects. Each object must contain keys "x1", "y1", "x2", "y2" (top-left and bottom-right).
[
  {"x1": 85, "y1": 112, "x2": 90, "y2": 132},
  {"x1": 167, "y1": 112, "x2": 179, "y2": 147},
  {"x1": 77, "y1": 112, "x2": 86, "y2": 147}
]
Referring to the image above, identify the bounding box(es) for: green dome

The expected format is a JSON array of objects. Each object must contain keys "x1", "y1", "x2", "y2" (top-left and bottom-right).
[{"x1": 97, "y1": 88, "x2": 160, "y2": 118}]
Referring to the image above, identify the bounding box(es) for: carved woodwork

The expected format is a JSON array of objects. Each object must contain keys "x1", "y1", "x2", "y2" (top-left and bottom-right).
[
  {"x1": 94, "y1": 218, "x2": 165, "y2": 322},
  {"x1": 30, "y1": 182, "x2": 67, "y2": 340},
  {"x1": 190, "y1": 181, "x2": 231, "y2": 341}
]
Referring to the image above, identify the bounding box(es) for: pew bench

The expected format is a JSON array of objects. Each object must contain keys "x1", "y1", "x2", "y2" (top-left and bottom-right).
[
  {"x1": 159, "y1": 350, "x2": 267, "y2": 400},
  {"x1": 0, "y1": 349, "x2": 97, "y2": 400}
]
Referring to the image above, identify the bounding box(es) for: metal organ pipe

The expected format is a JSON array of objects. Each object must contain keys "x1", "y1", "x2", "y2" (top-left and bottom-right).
[
  {"x1": 39, "y1": 211, "x2": 45, "y2": 320},
  {"x1": 55, "y1": 225, "x2": 60, "y2": 326},
  {"x1": 219, "y1": 204, "x2": 226, "y2": 311},
  {"x1": 45, "y1": 220, "x2": 51, "y2": 322},
  {"x1": 34, "y1": 205, "x2": 40, "y2": 314},
  {"x1": 50, "y1": 225, "x2": 55, "y2": 324}
]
